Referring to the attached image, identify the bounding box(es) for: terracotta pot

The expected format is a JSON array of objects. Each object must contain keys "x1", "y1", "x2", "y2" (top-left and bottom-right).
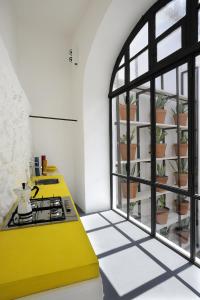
[
  {"x1": 121, "y1": 182, "x2": 138, "y2": 198},
  {"x1": 156, "y1": 207, "x2": 169, "y2": 224},
  {"x1": 174, "y1": 144, "x2": 188, "y2": 156},
  {"x1": 119, "y1": 104, "x2": 136, "y2": 121},
  {"x1": 174, "y1": 173, "x2": 188, "y2": 187},
  {"x1": 156, "y1": 176, "x2": 168, "y2": 192},
  {"x1": 156, "y1": 144, "x2": 167, "y2": 158},
  {"x1": 175, "y1": 228, "x2": 189, "y2": 244},
  {"x1": 119, "y1": 104, "x2": 126, "y2": 120},
  {"x1": 156, "y1": 109, "x2": 166, "y2": 124},
  {"x1": 120, "y1": 144, "x2": 137, "y2": 161},
  {"x1": 173, "y1": 113, "x2": 188, "y2": 126},
  {"x1": 174, "y1": 199, "x2": 189, "y2": 215},
  {"x1": 130, "y1": 104, "x2": 137, "y2": 121}
]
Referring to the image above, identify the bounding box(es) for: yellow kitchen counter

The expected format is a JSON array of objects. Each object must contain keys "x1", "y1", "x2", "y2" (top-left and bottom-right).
[{"x1": 0, "y1": 175, "x2": 99, "y2": 300}]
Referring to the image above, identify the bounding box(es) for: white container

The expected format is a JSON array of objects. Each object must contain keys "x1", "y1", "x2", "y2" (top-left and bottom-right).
[{"x1": 14, "y1": 184, "x2": 33, "y2": 224}]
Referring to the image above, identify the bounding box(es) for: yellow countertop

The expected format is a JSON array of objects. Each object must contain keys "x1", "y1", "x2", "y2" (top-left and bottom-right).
[{"x1": 0, "y1": 175, "x2": 99, "y2": 300}]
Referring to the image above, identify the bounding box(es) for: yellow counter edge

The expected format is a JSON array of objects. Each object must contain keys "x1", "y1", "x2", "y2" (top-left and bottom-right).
[
  {"x1": 0, "y1": 263, "x2": 99, "y2": 300},
  {"x1": 0, "y1": 175, "x2": 100, "y2": 300}
]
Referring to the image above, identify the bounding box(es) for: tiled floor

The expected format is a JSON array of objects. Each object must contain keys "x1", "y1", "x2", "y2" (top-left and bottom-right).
[{"x1": 80, "y1": 210, "x2": 200, "y2": 300}]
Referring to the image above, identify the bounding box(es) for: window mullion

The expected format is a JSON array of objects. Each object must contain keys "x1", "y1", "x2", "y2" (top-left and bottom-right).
[{"x1": 148, "y1": 11, "x2": 157, "y2": 236}]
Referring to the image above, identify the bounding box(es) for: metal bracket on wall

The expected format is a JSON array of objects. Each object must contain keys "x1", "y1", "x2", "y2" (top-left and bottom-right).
[{"x1": 29, "y1": 115, "x2": 78, "y2": 122}]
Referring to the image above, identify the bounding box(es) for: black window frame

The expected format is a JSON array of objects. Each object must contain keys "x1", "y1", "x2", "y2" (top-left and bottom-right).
[{"x1": 109, "y1": 0, "x2": 200, "y2": 266}]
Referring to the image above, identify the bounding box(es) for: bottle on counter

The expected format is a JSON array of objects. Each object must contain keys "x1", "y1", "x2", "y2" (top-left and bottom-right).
[
  {"x1": 41, "y1": 155, "x2": 47, "y2": 175},
  {"x1": 34, "y1": 157, "x2": 40, "y2": 176}
]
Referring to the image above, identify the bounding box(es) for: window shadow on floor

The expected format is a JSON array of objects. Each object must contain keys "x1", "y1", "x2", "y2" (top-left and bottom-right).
[{"x1": 78, "y1": 208, "x2": 200, "y2": 300}]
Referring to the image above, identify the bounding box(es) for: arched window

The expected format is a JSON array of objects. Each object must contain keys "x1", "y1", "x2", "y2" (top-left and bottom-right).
[{"x1": 109, "y1": 0, "x2": 200, "y2": 265}]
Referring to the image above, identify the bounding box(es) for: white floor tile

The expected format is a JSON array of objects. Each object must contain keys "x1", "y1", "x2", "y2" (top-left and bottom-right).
[
  {"x1": 178, "y1": 265, "x2": 200, "y2": 293},
  {"x1": 80, "y1": 214, "x2": 109, "y2": 231},
  {"x1": 140, "y1": 239, "x2": 187, "y2": 270},
  {"x1": 134, "y1": 277, "x2": 199, "y2": 300},
  {"x1": 116, "y1": 221, "x2": 148, "y2": 241},
  {"x1": 99, "y1": 246, "x2": 165, "y2": 296},
  {"x1": 87, "y1": 227, "x2": 131, "y2": 255},
  {"x1": 100, "y1": 210, "x2": 125, "y2": 224}
]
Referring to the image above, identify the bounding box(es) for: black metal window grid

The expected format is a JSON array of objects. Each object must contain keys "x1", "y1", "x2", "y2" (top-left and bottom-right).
[{"x1": 109, "y1": 0, "x2": 200, "y2": 266}]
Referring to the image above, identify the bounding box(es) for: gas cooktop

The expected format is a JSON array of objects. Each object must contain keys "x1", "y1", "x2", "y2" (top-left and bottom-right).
[
  {"x1": 35, "y1": 178, "x2": 59, "y2": 185},
  {"x1": 2, "y1": 196, "x2": 78, "y2": 230}
]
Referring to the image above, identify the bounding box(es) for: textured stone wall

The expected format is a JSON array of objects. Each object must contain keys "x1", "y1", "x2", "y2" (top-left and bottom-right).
[{"x1": 0, "y1": 37, "x2": 31, "y2": 224}]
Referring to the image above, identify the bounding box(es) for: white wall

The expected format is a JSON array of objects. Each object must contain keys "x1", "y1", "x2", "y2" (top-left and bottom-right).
[
  {"x1": 71, "y1": 0, "x2": 112, "y2": 211},
  {"x1": 72, "y1": 0, "x2": 157, "y2": 213},
  {"x1": 12, "y1": 0, "x2": 158, "y2": 214},
  {"x1": 16, "y1": 24, "x2": 77, "y2": 197},
  {"x1": 0, "y1": 0, "x2": 31, "y2": 224},
  {"x1": 0, "y1": 36, "x2": 31, "y2": 224},
  {"x1": 0, "y1": 0, "x2": 17, "y2": 69},
  {"x1": 14, "y1": 0, "x2": 112, "y2": 208}
]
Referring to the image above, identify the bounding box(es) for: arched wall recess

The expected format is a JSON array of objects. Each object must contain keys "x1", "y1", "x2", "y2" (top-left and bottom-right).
[
  {"x1": 73, "y1": 0, "x2": 156, "y2": 213},
  {"x1": 109, "y1": 0, "x2": 200, "y2": 266}
]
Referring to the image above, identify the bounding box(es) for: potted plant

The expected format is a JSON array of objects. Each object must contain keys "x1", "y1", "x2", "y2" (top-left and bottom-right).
[
  {"x1": 156, "y1": 127, "x2": 168, "y2": 158},
  {"x1": 130, "y1": 164, "x2": 139, "y2": 198},
  {"x1": 121, "y1": 164, "x2": 138, "y2": 198},
  {"x1": 121, "y1": 164, "x2": 127, "y2": 198},
  {"x1": 156, "y1": 164, "x2": 168, "y2": 192},
  {"x1": 156, "y1": 195, "x2": 169, "y2": 225},
  {"x1": 119, "y1": 94, "x2": 137, "y2": 121},
  {"x1": 155, "y1": 94, "x2": 168, "y2": 124},
  {"x1": 174, "y1": 196, "x2": 189, "y2": 215},
  {"x1": 120, "y1": 129, "x2": 137, "y2": 161},
  {"x1": 160, "y1": 227, "x2": 170, "y2": 238},
  {"x1": 174, "y1": 217, "x2": 190, "y2": 244},
  {"x1": 129, "y1": 202, "x2": 137, "y2": 216},
  {"x1": 170, "y1": 159, "x2": 188, "y2": 187},
  {"x1": 174, "y1": 132, "x2": 188, "y2": 156},
  {"x1": 172, "y1": 103, "x2": 188, "y2": 126}
]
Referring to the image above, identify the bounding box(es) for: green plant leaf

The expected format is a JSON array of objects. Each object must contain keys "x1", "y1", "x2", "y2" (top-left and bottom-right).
[
  {"x1": 156, "y1": 127, "x2": 168, "y2": 144},
  {"x1": 155, "y1": 94, "x2": 168, "y2": 109},
  {"x1": 172, "y1": 102, "x2": 188, "y2": 115},
  {"x1": 179, "y1": 132, "x2": 188, "y2": 144},
  {"x1": 156, "y1": 163, "x2": 166, "y2": 176},
  {"x1": 157, "y1": 195, "x2": 165, "y2": 208},
  {"x1": 130, "y1": 128, "x2": 136, "y2": 143},
  {"x1": 169, "y1": 158, "x2": 188, "y2": 173},
  {"x1": 130, "y1": 94, "x2": 136, "y2": 105}
]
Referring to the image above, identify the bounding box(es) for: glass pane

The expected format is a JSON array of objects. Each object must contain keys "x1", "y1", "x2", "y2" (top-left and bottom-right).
[
  {"x1": 198, "y1": 10, "x2": 200, "y2": 42},
  {"x1": 155, "y1": 64, "x2": 188, "y2": 191},
  {"x1": 113, "y1": 176, "x2": 127, "y2": 218},
  {"x1": 129, "y1": 83, "x2": 151, "y2": 181},
  {"x1": 156, "y1": 189, "x2": 190, "y2": 253},
  {"x1": 157, "y1": 28, "x2": 182, "y2": 61},
  {"x1": 156, "y1": 0, "x2": 186, "y2": 37},
  {"x1": 194, "y1": 56, "x2": 200, "y2": 195},
  {"x1": 113, "y1": 67, "x2": 125, "y2": 91},
  {"x1": 130, "y1": 50, "x2": 149, "y2": 81},
  {"x1": 196, "y1": 199, "x2": 200, "y2": 262},
  {"x1": 119, "y1": 56, "x2": 125, "y2": 67},
  {"x1": 129, "y1": 182, "x2": 151, "y2": 230},
  {"x1": 195, "y1": 56, "x2": 200, "y2": 263},
  {"x1": 130, "y1": 23, "x2": 148, "y2": 58},
  {"x1": 112, "y1": 93, "x2": 127, "y2": 175}
]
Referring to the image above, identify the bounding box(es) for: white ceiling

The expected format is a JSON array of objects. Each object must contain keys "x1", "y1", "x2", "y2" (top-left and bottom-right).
[{"x1": 12, "y1": 0, "x2": 92, "y2": 35}]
